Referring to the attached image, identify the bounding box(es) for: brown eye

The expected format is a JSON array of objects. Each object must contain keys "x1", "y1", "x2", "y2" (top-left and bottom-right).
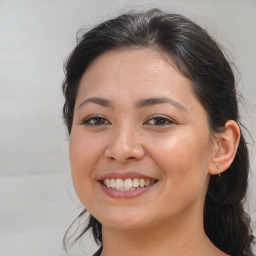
[
  {"x1": 81, "y1": 116, "x2": 110, "y2": 126},
  {"x1": 144, "y1": 115, "x2": 174, "y2": 126}
]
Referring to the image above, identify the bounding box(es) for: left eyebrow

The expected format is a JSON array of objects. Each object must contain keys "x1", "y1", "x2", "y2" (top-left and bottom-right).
[{"x1": 135, "y1": 97, "x2": 187, "y2": 112}]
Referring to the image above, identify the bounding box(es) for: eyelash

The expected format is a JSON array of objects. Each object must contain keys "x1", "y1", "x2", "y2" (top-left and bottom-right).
[
  {"x1": 80, "y1": 115, "x2": 111, "y2": 126},
  {"x1": 81, "y1": 115, "x2": 175, "y2": 127},
  {"x1": 144, "y1": 115, "x2": 175, "y2": 126}
]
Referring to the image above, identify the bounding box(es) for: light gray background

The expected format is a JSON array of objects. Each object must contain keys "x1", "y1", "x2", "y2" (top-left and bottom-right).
[{"x1": 0, "y1": 0, "x2": 255, "y2": 255}]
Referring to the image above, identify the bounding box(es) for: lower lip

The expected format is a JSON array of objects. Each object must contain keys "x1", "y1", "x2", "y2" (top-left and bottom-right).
[{"x1": 99, "y1": 181, "x2": 156, "y2": 199}]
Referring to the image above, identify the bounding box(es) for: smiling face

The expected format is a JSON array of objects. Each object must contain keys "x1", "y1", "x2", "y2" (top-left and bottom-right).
[{"x1": 69, "y1": 48, "x2": 215, "y2": 232}]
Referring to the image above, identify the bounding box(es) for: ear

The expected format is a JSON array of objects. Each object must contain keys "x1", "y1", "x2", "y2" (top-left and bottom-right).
[{"x1": 208, "y1": 120, "x2": 240, "y2": 175}]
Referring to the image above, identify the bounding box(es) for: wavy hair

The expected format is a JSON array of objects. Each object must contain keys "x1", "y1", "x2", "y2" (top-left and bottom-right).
[{"x1": 62, "y1": 9, "x2": 254, "y2": 255}]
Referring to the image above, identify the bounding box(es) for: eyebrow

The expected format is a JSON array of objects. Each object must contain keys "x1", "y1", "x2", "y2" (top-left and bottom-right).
[
  {"x1": 135, "y1": 97, "x2": 187, "y2": 112},
  {"x1": 78, "y1": 97, "x2": 113, "y2": 109},
  {"x1": 78, "y1": 96, "x2": 187, "y2": 112}
]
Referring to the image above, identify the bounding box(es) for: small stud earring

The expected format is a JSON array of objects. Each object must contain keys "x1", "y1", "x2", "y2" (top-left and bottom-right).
[{"x1": 217, "y1": 166, "x2": 221, "y2": 177}]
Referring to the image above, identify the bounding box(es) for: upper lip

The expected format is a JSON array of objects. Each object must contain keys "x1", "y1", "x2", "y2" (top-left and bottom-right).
[{"x1": 98, "y1": 172, "x2": 158, "y2": 181}]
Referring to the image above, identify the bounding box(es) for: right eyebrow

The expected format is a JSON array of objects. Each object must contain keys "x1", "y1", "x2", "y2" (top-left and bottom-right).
[{"x1": 77, "y1": 97, "x2": 113, "y2": 109}]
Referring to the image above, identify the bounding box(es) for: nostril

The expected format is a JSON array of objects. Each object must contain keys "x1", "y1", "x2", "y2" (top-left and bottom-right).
[
  {"x1": 104, "y1": 144, "x2": 145, "y2": 163},
  {"x1": 126, "y1": 156, "x2": 136, "y2": 160}
]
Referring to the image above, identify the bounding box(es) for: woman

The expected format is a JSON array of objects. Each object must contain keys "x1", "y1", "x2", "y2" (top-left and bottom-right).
[{"x1": 62, "y1": 9, "x2": 254, "y2": 256}]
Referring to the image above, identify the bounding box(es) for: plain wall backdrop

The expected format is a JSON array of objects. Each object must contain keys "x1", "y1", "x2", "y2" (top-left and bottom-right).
[{"x1": 0, "y1": 0, "x2": 255, "y2": 255}]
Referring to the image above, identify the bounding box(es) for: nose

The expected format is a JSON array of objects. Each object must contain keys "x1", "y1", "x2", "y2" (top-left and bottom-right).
[{"x1": 104, "y1": 124, "x2": 145, "y2": 163}]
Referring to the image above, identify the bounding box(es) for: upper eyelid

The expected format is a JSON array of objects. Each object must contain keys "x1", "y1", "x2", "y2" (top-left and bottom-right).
[
  {"x1": 84, "y1": 114, "x2": 106, "y2": 119},
  {"x1": 144, "y1": 114, "x2": 173, "y2": 121},
  {"x1": 80, "y1": 115, "x2": 110, "y2": 124},
  {"x1": 143, "y1": 115, "x2": 176, "y2": 125}
]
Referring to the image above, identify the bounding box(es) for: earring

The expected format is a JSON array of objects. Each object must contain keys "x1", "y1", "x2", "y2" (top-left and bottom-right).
[{"x1": 217, "y1": 165, "x2": 221, "y2": 177}]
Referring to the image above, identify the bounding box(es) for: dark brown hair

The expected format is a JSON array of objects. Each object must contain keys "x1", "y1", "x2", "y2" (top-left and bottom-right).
[{"x1": 62, "y1": 9, "x2": 254, "y2": 255}]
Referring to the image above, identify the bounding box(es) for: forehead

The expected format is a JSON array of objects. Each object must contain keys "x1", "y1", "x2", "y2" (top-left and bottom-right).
[{"x1": 77, "y1": 47, "x2": 194, "y2": 101}]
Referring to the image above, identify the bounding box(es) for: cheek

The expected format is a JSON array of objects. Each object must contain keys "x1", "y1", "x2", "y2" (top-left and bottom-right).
[
  {"x1": 69, "y1": 134, "x2": 86, "y2": 178},
  {"x1": 69, "y1": 131, "x2": 97, "y2": 200},
  {"x1": 69, "y1": 129, "x2": 112, "y2": 208},
  {"x1": 148, "y1": 130, "x2": 211, "y2": 188},
  {"x1": 69, "y1": 131, "x2": 103, "y2": 174},
  {"x1": 152, "y1": 134, "x2": 210, "y2": 214}
]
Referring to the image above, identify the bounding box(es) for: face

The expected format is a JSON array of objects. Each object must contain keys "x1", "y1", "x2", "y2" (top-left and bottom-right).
[{"x1": 69, "y1": 48, "x2": 215, "y2": 232}]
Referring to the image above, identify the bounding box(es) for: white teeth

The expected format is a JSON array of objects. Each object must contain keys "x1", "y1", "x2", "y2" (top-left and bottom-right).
[
  {"x1": 115, "y1": 179, "x2": 123, "y2": 189},
  {"x1": 105, "y1": 179, "x2": 111, "y2": 188},
  {"x1": 102, "y1": 178, "x2": 156, "y2": 190},
  {"x1": 124, "y1": 178, "x2": 133, "y2": 189},
  {"x1": 110, "y1": 178, "x2": 116, "y2": 188},
  {"x1": 145, "y1": 179, "x2": 150, "y2": 186},
  {"x1": 139, "y1": 179, "x2": 145, "y2": 187},
  {"x1": 133, "y1": 178, "x2": 139, "y2": 188}
]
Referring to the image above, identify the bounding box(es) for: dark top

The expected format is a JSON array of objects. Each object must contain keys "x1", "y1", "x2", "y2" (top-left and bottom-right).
[{"x1": 92, "y1": 246, "x2": 102, "y2": 256}]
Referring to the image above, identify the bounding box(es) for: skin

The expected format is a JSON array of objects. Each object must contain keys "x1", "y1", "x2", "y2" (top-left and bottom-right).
[{"x1": 69, "y1": 48, "x2": 239, "y2": 256}]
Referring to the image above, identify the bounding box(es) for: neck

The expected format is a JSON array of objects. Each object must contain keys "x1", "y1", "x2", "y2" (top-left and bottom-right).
[{"x1": 100, "y1": 208, "x2": 227, "y2": 256}]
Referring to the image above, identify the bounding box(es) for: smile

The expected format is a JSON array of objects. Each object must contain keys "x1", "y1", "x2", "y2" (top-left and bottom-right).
[{"x1": 102, "y1": 178, "x2": 157, "y2": 191}]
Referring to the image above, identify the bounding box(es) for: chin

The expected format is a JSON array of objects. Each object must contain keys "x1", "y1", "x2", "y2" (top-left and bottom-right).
[{"x1": 103, "y1": 219, "x2": 150, "y2": 231}]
